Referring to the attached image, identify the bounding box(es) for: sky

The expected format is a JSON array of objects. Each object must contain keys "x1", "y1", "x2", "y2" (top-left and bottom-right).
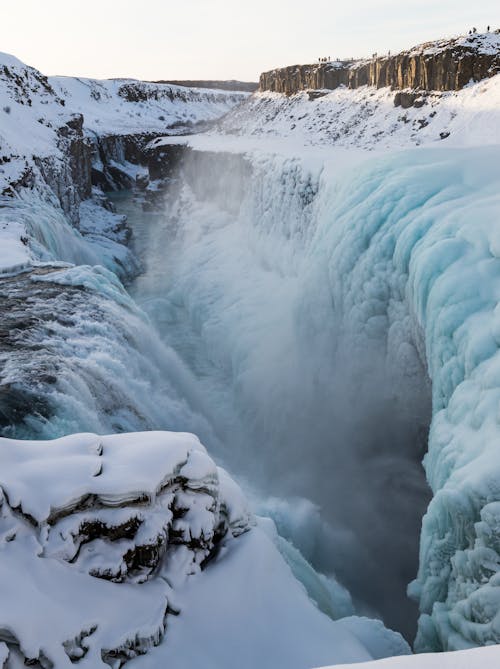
[{"x1": 1, "y1": 0, "x2": 500, "y2": 81}]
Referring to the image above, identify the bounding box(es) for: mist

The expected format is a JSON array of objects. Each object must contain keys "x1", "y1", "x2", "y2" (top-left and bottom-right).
[{"x1": 120, "y1": 146, "x2": 433, "y2": 640}]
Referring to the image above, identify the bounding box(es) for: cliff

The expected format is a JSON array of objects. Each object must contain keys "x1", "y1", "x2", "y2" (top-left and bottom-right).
[{"x1": 260, "y1": 32, "x2": 500, "y2": 95}]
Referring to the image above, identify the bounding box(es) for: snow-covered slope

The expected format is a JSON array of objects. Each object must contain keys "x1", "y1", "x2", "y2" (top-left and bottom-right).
[
  {"x1": 0, "y1": 51, "x2": 246, "y2": 277},
  {"x1": 49, "y1": 76, "x2": 247, "y2": 136},
  {"x1": 131, "y1": 131, "x2": 500, "y2": 654},
  {"x1": 220, "y1": 72, "x2": 500, "y2": 149},
  {"x1": 319, "y1": 643, "x2": 500, "y2": 669}
]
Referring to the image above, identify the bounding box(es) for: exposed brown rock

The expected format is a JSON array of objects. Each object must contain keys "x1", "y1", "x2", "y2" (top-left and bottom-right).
[{"x1": 260, "y1": 33, "x2": 500, "y2": 95}]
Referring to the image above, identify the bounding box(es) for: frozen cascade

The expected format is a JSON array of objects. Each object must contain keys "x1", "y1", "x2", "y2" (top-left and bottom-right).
[
  {"x1": 117, "y1": 146, "x2": 434, "y2": 639},
  {"x1": 3, "y1": 135, "x2": 500, "y2": 651}
]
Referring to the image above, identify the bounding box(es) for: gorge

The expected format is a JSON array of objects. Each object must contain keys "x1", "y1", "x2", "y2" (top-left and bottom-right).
[{"x1": 1, "y1": 30, "x2": 500, "y2": 669}]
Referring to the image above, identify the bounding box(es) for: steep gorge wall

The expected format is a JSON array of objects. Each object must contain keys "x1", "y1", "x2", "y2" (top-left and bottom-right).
[{"x1": 260, "y1": 33, "x2": 500, "y2": 95}]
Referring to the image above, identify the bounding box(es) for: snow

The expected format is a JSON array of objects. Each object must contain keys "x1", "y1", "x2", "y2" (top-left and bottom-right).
[
  {"x1": 0, "y1": 216, "x2": 32, "y2": 274},
  {"x1": 318, "y1": 644, "x2": 500, "y2": 668},
  {"x1": 405, "y1": 31, "x2": 500, "y2": 57},
  {"x1": 131, "y1": 520, "x2": 408, "y2": 669},
  {"x1": 0, "y1": 51, "x2": 25, "y2": 68},
  {"x1": 0, "y1": 431, "x2": 211, "y2": 523}
]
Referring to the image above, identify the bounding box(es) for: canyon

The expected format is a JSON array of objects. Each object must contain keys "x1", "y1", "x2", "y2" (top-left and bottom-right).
[{"x1": 1, "y1": 30, "x2": 500, "y2": 669}]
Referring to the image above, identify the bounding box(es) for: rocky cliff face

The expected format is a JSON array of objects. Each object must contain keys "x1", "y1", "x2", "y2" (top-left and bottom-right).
[{"x1": 260, "y1": 32, "x2": 500, "y2": 95}]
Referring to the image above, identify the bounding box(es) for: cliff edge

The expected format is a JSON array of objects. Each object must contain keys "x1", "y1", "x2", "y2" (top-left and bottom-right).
[{"x1": 260, "y1": 32, "x2": 500, "y2": 94}]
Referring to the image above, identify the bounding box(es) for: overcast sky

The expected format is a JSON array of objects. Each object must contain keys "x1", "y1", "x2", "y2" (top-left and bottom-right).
[{"x1": 1, "y1": 0, "x2": 499, "y2": 81}]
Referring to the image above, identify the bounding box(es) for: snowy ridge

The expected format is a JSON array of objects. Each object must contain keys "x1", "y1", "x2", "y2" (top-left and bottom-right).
[
  {"x1": 404, "y1": 31, "x2": 500, "y2": 57},
  {"x1": 49, "y1": 76, "x2": 247, "y2": 137}
]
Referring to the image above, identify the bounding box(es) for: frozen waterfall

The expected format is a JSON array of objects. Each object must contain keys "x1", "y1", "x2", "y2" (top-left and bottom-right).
[{"x1": 5, "y1": 138, "x2": 500, "y2": 649}]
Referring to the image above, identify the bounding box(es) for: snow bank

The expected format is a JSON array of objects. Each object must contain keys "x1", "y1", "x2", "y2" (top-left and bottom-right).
[{"x1": 318, "y1": 643, "x2": 500, "y2": 668}]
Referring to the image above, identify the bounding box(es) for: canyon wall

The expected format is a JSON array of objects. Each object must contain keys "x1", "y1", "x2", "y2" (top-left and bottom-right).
[{"x1": 260, "y1": 33, "x2": 500, "y2": 95}]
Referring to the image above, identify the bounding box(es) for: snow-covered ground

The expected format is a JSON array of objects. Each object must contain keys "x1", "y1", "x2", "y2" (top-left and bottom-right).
[{"x1": 319, "y1": 643, "x2": 500, "y2": 669}]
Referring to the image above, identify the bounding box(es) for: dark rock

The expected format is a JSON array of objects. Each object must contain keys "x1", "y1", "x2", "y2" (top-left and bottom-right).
[
  {"x1": 394, "y1": 91, "x2": 422, "y2": 108},
  {"x1": 260, "y1": 34, "x2": 500, "y2": 95},
  {"x1": 153, "y1": 79, "x2": 258, "y2": 92}
]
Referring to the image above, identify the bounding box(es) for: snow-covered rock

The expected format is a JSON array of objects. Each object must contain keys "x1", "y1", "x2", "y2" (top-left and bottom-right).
[
  {"x1": 0, "y1": 430, "x2": 249, "y2": 666},
  {"x1": 0, "y1": 430, "x2": 408, "y2": 668}
]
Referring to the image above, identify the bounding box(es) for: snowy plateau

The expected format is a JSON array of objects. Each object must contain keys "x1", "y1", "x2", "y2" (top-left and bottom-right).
[{"x1": 0, "y1": 31, "x2": 500, "y2": 669}]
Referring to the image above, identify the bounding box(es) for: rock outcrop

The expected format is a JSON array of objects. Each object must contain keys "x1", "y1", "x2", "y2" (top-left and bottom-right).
[{"x1": 260, "y1": 32, "x2": 500, "y2": 95}]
